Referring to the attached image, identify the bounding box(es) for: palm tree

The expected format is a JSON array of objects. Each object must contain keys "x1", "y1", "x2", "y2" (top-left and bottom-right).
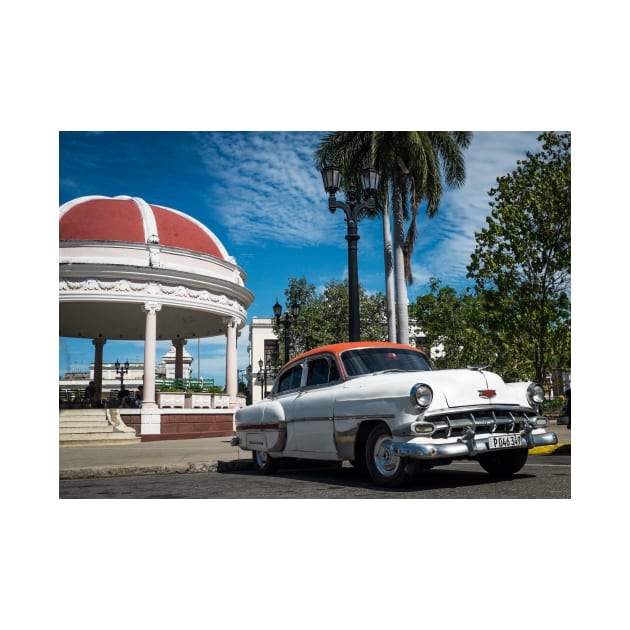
[
  {"x1": 381, "y1": 187, "x2": 396, "y2": 342},
  {"x1": 315, "y1": 132, "x2": 471, "y2": 344}
]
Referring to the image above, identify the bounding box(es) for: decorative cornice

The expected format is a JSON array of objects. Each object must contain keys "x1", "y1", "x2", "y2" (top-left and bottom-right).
[
  {"x1": 59, "y1": 277, "x2": 248, "y2": 317},
  {"x1": 59, "y1": 244, "x2": 248, "y2": 287}
]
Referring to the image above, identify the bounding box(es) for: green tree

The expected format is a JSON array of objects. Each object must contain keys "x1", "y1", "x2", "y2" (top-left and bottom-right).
[
  {"x1": 315, "y1": 131, "x2": 472, "y2": 345},
  {"x1": 410, "y1": 278, "x2": 495, "y2": 369},
  {"x1": 276, "y1": 277, "x2": 388, "y2": 361},
  {"x1": 467, "y1": 131, "x2": 571, "y2": 383}
]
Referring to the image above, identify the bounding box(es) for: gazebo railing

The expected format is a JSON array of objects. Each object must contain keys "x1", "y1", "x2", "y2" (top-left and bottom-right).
[{"x1": 155, "y1": 377, "x2": 216, "y2": 393}]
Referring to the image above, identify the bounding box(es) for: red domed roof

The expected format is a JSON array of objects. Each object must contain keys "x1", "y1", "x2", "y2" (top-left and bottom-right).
[{"x1": 59, "y1": 195, "x2": 229, "y2": 260}]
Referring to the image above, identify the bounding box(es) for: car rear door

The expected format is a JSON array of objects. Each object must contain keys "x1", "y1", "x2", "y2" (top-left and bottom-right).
[{"x1": 272, "y1": 362, "x2": 305, "y2": 452}]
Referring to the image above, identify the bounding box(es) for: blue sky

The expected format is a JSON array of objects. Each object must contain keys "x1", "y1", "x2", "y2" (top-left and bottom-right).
[{"x1": 59, "y1": 131, "x2": 545, "y2": 383}]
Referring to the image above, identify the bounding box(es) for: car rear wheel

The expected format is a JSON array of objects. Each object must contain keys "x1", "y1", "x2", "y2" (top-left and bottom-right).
[
  {"x1": 478, "y1": 448, "x2": 528, "y2": 476},
  {"x1": 365, "y1": 424, "x2": 409, "y2": 487},
  {"x1": 252, "y1": 450, "x2": 278, "y2": 474}
]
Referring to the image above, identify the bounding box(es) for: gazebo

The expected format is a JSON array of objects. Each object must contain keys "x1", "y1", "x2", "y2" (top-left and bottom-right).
[{"x1": 59, "y1": 195, "x2": 254, "y2": 438}]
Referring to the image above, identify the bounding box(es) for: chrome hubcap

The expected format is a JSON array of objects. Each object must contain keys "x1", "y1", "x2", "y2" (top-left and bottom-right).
[{"x1": 374, "y1": 435, "x2": 400, "y2": 477}]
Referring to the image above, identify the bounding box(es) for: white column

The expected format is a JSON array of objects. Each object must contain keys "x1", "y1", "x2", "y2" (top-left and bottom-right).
[
  {"x1": 225, "y1": 318, "x2": 238, "y2": 407},
  {"x1": 141, "y1": 301, "x2": 161, "y2": 435}
]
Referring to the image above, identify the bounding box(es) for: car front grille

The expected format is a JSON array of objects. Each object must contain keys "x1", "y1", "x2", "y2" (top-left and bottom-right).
[{"x1": 425, "y1": 407, "x2": 538, "y2": 439}]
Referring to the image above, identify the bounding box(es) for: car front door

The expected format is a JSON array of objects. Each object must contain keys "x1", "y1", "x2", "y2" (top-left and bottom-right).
[{"x1": 291, "y1": 355, "x2": 340, "y2": 457}]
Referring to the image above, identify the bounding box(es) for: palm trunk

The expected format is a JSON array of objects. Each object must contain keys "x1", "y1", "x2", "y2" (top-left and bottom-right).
[
  {"x1": 392, "y1": 175, "x2": 410, "y2": 345},
  {"x1": 382, "y1": 193, "x2": 397, "y2": 342}
]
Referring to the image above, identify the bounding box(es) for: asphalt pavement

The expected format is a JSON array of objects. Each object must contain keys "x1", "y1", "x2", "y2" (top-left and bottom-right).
[{"x1": 59, "y1": 420, "x2": 570, "y2": 480}]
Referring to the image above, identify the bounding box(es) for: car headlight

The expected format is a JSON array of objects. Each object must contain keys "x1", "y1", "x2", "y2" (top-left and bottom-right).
[
  {"x1": 527, "y1": 382, "x2": 545, "y2": 406},
  {"x1": 410, "y1": 383, "x2": 433, "y2": 410}
]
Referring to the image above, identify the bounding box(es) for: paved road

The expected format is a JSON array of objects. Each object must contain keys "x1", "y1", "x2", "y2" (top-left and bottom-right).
[{"x1": 59, "y1": 454, "x2": 570, "y2": 498}]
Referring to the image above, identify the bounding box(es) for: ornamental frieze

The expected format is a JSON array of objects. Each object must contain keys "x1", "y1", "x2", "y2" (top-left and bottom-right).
[{"x1": 59, "y1": 278, "x2": 247, "y2": 316}]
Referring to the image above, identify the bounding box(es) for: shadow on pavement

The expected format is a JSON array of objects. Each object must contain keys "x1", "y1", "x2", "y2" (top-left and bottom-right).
[{"x1": 218, "y1": 458, "x2": 535, "y2": 492}]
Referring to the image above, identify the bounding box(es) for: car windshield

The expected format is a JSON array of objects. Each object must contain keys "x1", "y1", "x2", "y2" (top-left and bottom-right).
[{"x1": 341, "y1": 347, "x2": 432, "y2": 377}]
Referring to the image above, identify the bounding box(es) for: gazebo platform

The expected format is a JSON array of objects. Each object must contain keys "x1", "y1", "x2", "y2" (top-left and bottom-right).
[{"x1": 59, "y1": 407, "x2": 236, "y2": 445}]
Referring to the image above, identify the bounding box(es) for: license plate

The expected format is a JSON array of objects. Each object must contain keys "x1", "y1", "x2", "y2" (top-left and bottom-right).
[{"x1": 488, "y1": 434, "x2": 522, "y2": 449}]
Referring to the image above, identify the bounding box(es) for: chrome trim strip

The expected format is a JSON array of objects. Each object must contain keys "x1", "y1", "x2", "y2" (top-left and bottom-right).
[
  {"x1": 237, "y1": 422, "x2": 284, "y2": 431},
  {"x1": 285, "y1": 416, "x2": 334, "y2": 424},
  {"x1": 333, "y1": 414, "x2": 396, "y2": 422}
]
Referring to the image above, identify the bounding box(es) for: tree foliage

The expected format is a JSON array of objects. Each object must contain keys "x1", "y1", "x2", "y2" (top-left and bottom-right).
[
  {"x1": 409, "y1": 279, "x2": 494, "y2": 370},
  {"x1": 275, "y1": 277, "x2": 388, "y2": 363},
  {"x1": 466, "y1": 131, "x2": 571, "y2": 382}
]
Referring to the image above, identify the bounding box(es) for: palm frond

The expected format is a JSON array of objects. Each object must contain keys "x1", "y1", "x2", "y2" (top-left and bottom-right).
[{"x1": 314, "y1": 131, "x2": 473, "y2": 286}]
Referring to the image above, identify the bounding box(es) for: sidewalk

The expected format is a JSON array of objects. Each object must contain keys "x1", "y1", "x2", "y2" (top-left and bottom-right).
[
  {"x1": 59, "y1": 421, "x2": 571, "y2": 480},
  {"x1": 59, "y1": 436, "x2": 252, "y2": 479}
]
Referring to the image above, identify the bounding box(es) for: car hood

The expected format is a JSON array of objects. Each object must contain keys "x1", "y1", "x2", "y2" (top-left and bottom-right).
[
  {"x1": 419, "y1": 368, "x2": 516, "y2": 408},
  {"x1": 346, "y1": 368, "x2": 522, "y2": 410}
]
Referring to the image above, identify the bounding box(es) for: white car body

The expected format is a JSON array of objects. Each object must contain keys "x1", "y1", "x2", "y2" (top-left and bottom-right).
[{"x1": 234, "y1": 342, "x2": 557, "y2": 486}]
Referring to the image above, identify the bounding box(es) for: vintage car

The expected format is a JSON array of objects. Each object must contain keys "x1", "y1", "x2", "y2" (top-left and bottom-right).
[{"x1": 233, "y1": 342, "x2": 557, "y2": 487}]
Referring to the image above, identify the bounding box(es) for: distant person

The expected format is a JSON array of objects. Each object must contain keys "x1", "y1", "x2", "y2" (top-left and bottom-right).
[
  {"x1": 134, "y1": 385, "x2": 143, "y2": 408},
  {"x1": 564, "y1": 388, "x2": 571, "y2": 430},
  {"x1": 84, "y1": 381, "x2": 97, "y2": 408},
  {"x1": 118, "y1": 386, "x2": 131, "y2": 408}
]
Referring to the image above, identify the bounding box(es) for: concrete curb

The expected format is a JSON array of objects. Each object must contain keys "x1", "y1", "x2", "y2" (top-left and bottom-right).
[
  {"x1": 59, "y1": 458, "x2": 253, "y2": 480},
  {"x1": 530, "y1": 442, "x2": 571, "y2": 456}
]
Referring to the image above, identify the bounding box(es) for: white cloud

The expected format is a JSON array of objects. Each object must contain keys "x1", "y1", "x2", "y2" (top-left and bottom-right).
[
  {"x1": 194, "y1": 131, "x2": 545, "y2": 285},
  {"x1": 196, "y1": 132, "x2": 332, "y2": 247},
  {"x1": 410, "y1": 131, "x2": 544, "y2": 290}
]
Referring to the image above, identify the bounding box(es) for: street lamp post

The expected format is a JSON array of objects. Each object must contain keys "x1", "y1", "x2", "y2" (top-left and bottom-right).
[
  {"x1": 321, "y1": 164, "x2": 380, "y2": 342},
  {"x1": 115, "y1": 359, "x2": 130, "y2": 389},
  {"x1": 273, "y1": 299, "x2": 301, "y2": 364}
]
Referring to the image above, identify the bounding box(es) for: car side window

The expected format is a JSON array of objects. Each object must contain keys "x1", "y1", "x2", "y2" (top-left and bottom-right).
[
  {"x1": 277, "y1": 364, "x2": 303, "y2": 393},
  {"x1": 306, "y1": 356, "x2": 341, "y2": 387}
]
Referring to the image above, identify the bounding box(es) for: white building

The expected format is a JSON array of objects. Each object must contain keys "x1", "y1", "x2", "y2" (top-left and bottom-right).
[{"x1": 246, "y1": 317, "x2": 279, "y2": 404}]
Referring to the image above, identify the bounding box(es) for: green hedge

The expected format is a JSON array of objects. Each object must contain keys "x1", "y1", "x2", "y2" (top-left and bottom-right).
[{"x1": 542, "y1": 398, "x2": 567, "y2": 414}]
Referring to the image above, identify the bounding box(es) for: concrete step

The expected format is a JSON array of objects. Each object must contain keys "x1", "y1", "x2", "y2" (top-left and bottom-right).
[
  {"x1": 59, "y1": 438, "x2": 141, "y2": 446},
  {"x1": 59, "y1": 409, "x2": 108, "y2": 419},
  {"x1": 60, "y1": 424, "x2": 112, "y2": 434},
  {"x1": 59, "y1": 418, "x2": 109, "y2": 427},
  {"x1": 59, "y1": 432, "x2": 141, "y2": 446}
]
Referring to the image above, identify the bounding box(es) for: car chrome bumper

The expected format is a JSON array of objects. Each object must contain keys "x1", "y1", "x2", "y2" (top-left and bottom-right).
[{"x1": 392, "y1": 430, "x2": 558, "y2": 460}]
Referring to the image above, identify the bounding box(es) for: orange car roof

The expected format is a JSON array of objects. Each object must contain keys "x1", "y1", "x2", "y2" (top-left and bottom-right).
[{"x1": 287, "y1": 341, "x2": 427, "y2": 367}]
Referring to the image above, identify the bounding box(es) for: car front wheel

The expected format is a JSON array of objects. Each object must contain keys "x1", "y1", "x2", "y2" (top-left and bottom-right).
[
  {"x1": 252, "y1": 450, "x2": 278, "y2": 474},
  {"x1": 478, "y1": 448, "x2": 528, "y2": 476},
  {"x1": 365, "y1": 424, "x2": 409, "y2": 487}
]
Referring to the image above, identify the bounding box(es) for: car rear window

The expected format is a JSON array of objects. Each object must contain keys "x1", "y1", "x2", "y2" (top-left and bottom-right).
[{"x1": 342, "y1": 347, "x2": 432, "y2": 377}]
